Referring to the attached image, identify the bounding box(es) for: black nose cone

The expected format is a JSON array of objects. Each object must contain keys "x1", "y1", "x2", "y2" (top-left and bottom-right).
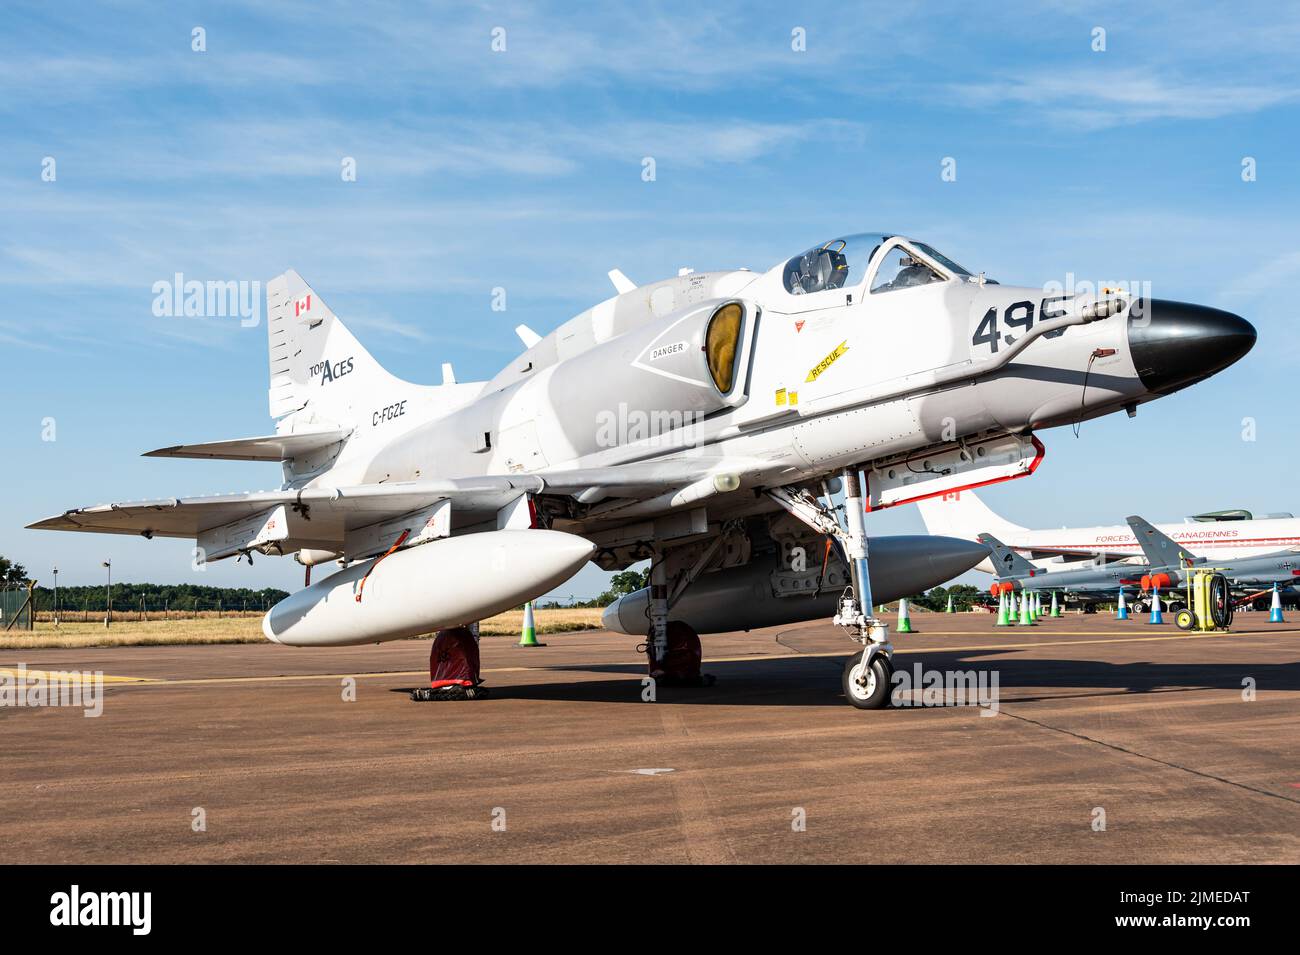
[{"x1": 1127, "y1": 298, "x2": 1256, "y2": 396}]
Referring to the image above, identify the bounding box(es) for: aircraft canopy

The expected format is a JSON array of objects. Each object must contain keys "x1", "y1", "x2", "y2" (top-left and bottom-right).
[{"x1": 781, "y1": 233, "x2": 975, "y2": 296}]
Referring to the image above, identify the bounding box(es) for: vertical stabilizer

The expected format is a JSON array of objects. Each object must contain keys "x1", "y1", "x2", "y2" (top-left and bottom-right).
[
  {"x1": 915, "y1": 490, "x2": 1027, "y2": 543},
  {"x1": 266, "y1": 270, "x2": 405, "y2": 425},
  {"x1": 978, "y1": 533, "x2": 1039, "y2": 578},
  {"x1": 1126, "y1": 515, "x2": 1202, "y2": 567}
]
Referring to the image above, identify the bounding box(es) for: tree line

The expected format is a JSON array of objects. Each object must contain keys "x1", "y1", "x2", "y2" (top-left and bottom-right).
[
  {"x1": 904, "y1": 584, "x2": 988, "y2": 612},
  {"x1": 26, "y1": 582, "x2": 288, "y2": 615}
]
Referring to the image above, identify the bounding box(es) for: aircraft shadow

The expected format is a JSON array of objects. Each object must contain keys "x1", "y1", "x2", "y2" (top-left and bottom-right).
[
  {"x1": 923, "y1": 648, "x2": 1300, "y2": 705},
  {"x1": 389, "y1": 650, "x2": 1300, "y2": 707}
]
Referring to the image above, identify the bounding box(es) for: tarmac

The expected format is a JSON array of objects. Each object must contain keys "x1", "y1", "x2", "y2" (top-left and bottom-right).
[{"x1": 2, "y1": 611, "x2": 1297, "y2": 864}]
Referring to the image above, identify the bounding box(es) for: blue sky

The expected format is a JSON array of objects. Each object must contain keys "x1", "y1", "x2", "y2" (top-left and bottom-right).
[{"x1": 2, "y1": 1, "x2": 1297, "y2": 594}]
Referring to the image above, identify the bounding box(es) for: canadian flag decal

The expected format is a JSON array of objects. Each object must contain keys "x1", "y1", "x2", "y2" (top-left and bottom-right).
[{"x1": 294, "y1": 294, "x2": 312, "y2": 316}]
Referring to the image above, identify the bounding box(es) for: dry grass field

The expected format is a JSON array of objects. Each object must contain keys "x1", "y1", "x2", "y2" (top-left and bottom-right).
[
  {"x1": 2, "y1": 607, "x2": 606, "y2": 650},
  {"x1": 474, "y1": 607, "x2": 604, "y2": 636}
]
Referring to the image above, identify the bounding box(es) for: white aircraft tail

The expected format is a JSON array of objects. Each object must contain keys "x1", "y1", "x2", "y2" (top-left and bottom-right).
[
  {"x1": 915, "y1": 490, "x2": 1027, "y2": 543},
  {"x1": 266, "y1": 270, "x2": 406, "y2": 425}
]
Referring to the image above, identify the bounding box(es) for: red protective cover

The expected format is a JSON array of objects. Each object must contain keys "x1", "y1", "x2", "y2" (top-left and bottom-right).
[
  {"x1": 429, "y1": 627, "x2": 481, "y2": 688},
  {"x1": 648, "y1": 622, "x2": 703, "y2": 681}
]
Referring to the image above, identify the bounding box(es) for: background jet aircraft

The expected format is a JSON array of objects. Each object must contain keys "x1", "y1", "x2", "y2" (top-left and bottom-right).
[
  {"x1": 920, "y1": 489, "x2": 1298, "y2": 573},
  {"x1": 30, "y1": 233, "x2": 1254, "y2": 706},
  {"x1": 1127, "y1": 515, "x2": 1300, "y2": 605},
  {"x1": 978, "y1": 533, "x2": 1143, "y2": 607}
]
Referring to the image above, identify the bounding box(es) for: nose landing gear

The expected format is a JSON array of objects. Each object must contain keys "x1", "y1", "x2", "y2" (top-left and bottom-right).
[{"x1": 768, "y1": 468, "x2": 894, "y2": 709}]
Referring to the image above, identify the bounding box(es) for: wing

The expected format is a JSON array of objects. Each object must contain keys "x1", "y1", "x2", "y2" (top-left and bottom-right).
[
  {"x1": 27, "y1": 457, "x2": 747, "y2": 541},
  {"x1": 27, "y1": 477, "x2": 543, "y2": 539}
]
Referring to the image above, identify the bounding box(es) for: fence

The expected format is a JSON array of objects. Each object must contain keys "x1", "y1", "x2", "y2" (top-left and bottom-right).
[{"x1": 1, "y1": 581, "x2": 35, "y2": 631}]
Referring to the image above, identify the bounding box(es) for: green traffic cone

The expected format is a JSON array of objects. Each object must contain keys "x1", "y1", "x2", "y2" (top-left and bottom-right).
[
  {"x1": 1050, "y1": 590, "x2": 1062, "y2": 617},
  {"x1": 945, "y1": 594, "x2": 955, "y2": 614},
  {"x1": 996, "y1": 591, "x2": 1011, "y2": 626},
  {"x1": 1019, "y1": 591, "x2": 1034, "y2": 626},
  {"x1": 517, "y1": 600, "x2": 544, "y2": 647},
  {"x1": 896, "y1": 598, "x2": 914, "y2": 634}
]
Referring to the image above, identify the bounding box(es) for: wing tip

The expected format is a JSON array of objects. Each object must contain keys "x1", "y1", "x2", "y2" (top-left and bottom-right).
[{"x1": 26, "y1": 514, "x2": 77, "y2": 531}]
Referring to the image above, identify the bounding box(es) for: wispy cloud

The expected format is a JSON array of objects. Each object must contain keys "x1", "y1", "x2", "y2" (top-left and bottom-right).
[
  {"x1": 1218, "y1": 250, "x2": 1300, "y2": 303},
  {"x1": 953, "y1": 68, "x2": 1300, "y2": 130}
]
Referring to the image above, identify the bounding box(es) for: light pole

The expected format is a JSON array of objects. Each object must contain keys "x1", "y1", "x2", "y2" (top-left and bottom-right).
[
  {"x1": 102, "y1": 560, "x2": 112, "y2": 628},
  {"x1": 52, "y1": 565, "x2": 59, "y2": 628}
]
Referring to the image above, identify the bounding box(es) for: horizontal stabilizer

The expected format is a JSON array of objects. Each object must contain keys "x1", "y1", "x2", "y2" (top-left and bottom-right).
[{"x1": 143, "y1": 430, "x2": 347, "y2": 462}]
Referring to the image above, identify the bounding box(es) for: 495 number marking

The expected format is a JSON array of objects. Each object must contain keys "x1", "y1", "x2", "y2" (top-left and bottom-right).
[{"x1": 971, "y1": 296, "x2": 1071, "y2": 353}]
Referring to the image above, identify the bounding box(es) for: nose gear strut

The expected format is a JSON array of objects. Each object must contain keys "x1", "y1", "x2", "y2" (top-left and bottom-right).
[{"x1": 766, "y1": 468, "x2": 894, "y2": 708}]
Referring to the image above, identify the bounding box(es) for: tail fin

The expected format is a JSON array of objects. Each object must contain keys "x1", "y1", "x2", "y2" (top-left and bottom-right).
[
  {"x1": 266, "y1": 270, "x2": 405, "y2": 424},
  {"x1": 978, "y1": 533, "x2": 1039, "y2": 579},
  {"x1": 915, "y1": 490, "x2": 1027, "y2": 543},
  {"x1": 1126, "y1": 515, "x2": 1202, "y2": 567}
]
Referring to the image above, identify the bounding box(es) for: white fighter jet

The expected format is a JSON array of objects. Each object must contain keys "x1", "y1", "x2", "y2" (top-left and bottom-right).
[{"x1": 30, "y1": 233, "x2": 1255, "y2": 707}]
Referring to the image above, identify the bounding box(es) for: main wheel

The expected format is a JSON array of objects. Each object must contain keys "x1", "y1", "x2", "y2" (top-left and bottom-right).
[
  {"x1": 1174, "y1": 608, "x2": 1197, "y2": 631},
  {"x1": 842, "y1": 653, "x2": 892, "y2": 709}
]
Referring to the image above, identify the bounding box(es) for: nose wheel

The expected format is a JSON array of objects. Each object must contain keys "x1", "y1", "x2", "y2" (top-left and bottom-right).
[{"x1": 842, "y1": 651, "x2": 893, "y2": 709}]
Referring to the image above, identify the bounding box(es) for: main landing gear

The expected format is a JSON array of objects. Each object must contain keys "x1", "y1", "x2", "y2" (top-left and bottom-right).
[
  {"x1": 643, "y1": 550, "x2": 716, "y2": 687},
  {"x1": 410, "y1": 626, "x2": 490, "y2": 701},
  {"x1": 767, "y1": 468, "x2": 894, "y2": 709}
]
